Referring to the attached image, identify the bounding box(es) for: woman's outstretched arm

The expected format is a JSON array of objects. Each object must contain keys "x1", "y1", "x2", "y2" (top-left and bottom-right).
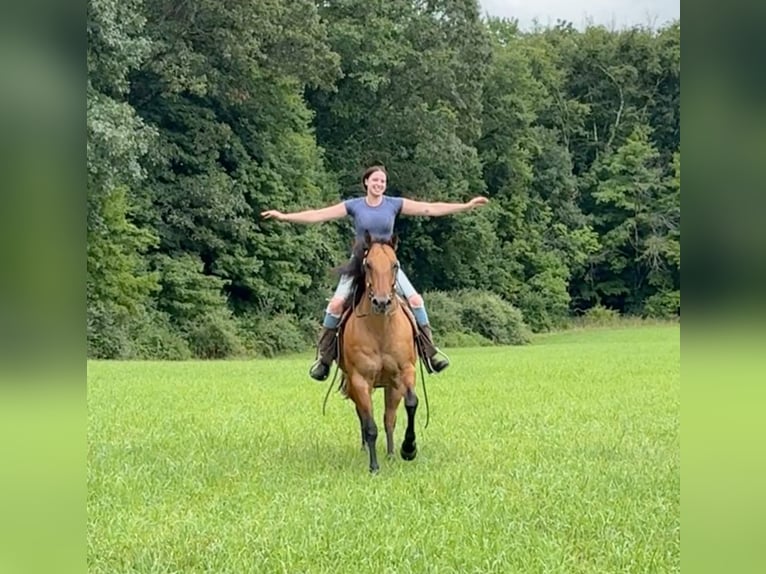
[
  {"x1": 400, "y1": 196, "x2": 489, "y2": 217},
  {"x1": 260, "y1": 202, "x2": 347, "y2": 224}
]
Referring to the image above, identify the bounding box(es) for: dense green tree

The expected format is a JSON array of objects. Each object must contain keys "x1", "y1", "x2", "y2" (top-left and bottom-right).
[
  {"x1": 475, "y1": 19, "x2": 599, "y2": 329},
  {"x1": 531, "y1": 21, "x2": 680, "y2": 315},
  {"x1": 87, "y1": 0, "x2": 160, "y2": 357},
  {"x1": 308, "y1": 0, "x2": 492, "y2": 291},
  {"x1": 131, "y1": 0, "x2": 344, "y2": 322},
  {"x1": 578, "y1": 125, "x2": 679, "y2": 312},
  {"x1": 86, "y1": 0, "x2": 680, "y2": 357}
]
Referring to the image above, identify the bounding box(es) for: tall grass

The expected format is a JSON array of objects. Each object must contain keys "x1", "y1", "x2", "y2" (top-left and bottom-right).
[{"x1": 88, "y1": 324, "x2": 679, "y2": 573}]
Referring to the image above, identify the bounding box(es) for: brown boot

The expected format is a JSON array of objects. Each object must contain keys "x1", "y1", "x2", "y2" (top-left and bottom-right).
[
  {"x1": 418, "y1": 324, "x2": 450, "y2": 374},
  {"x1": 309, "y1": 326, "x2": 338, "y2": 381}
]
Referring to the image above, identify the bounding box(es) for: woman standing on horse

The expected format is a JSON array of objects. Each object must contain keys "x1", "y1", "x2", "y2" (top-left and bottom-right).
[{"x1": 261, "y1": 165, "x2": 489, "y2": 381}]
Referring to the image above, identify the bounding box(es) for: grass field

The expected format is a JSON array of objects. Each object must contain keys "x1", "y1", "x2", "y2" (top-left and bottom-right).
[{"x1": 88, "y1": 324, "x2": 680, "y2": 573}]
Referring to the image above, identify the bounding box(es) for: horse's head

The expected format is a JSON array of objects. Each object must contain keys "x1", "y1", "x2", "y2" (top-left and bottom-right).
[{"x1": 362, "y1": 231, "x2": 399, "y2": 314}]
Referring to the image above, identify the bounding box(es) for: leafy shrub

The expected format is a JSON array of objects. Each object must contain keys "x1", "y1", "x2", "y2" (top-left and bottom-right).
[
  {"x1": 88, "y1": 301, "x2": 193, "y2": 360},
  {"x1": 580, "y1": 305, "x2": 621, "y2": 326},
  {"x1": 514, "y1": 270, "x2": 571, "y2": 333},
  {"x1": 128, "y1": 308, "x2": 191, "y2": 360},
  {"x1": 440, "y1": 330, "x2": 494, "y2": 348},
  {"x1": 185, "y1": 310, "x2": 245, "y2": 359},
  {"x1": 421, "y1": 290, "x2": 465, "y2": 339},
  {"x1": 457, "y1": 289, "x2": 532, "y2": 345},
  {"x1": 643, "y1": 290, "x2": 680, "y2": 319},
  {"x1": 87, "y1": 301, "x2": 131, "y2": 359},
  {"x1": 296, "y1": 314, "x2": 324, "y2": 345},
  {"x1": 246, "y1": 313, "x2": 313, "y2": 358}
]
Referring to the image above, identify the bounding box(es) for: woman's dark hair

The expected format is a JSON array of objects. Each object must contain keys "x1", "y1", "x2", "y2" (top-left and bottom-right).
[{"x1": 362, "y1": 165, "x2": 387, "y2": 188}]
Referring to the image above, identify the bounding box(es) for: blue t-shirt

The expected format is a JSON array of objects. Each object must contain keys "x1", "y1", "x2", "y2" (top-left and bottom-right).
[{"x1": 344, "y1": 196, "x2": 404, "y2": 242}]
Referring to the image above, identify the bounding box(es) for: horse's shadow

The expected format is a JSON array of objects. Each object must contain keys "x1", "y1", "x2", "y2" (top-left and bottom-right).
[{"x1": 281, "y1": 427, "x2": 421, "y2": 475}]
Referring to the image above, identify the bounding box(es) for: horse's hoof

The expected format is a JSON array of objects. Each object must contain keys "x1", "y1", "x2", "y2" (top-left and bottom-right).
[
  {"x1": 400, "y1": 445, "x2": 417, "y2": 461},
  {"x1": 369, "y1": 465, "x2": 379, "y2": 474}
]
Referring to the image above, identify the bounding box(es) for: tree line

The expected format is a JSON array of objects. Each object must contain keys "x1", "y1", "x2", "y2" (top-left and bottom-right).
[{"x1": 87, "y1": 0, "x2": 680, "y2": 359}]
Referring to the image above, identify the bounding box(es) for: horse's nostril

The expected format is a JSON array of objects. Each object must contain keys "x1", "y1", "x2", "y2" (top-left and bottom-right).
[{"x1": 372, "y1": 296, "x2": 390, "y2": 309}]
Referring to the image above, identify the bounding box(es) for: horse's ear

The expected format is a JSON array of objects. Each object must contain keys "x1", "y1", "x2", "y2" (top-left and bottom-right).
[
  {"x1": 363, "y1": 230, "x2": 372, "y2": 248},
  {"x1": 390, "y1": 234, "x2": 399, "y2": 251}
]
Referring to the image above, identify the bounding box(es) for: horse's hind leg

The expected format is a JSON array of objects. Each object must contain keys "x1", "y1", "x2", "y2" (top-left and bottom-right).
[
  {"x1": 400, "y1": 367, "x2": 418, "y2": 461},
  {"x1": 384, "y1": 386, "x2": 402, "y2": 457},
  {"x1": 350, "y1": 374, "x2": 379, "y2": 473}
]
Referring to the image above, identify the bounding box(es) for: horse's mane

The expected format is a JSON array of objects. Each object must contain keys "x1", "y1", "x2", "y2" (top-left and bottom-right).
[{"x1": 335, "y1": 235, "x2": 396, "y2": 308}]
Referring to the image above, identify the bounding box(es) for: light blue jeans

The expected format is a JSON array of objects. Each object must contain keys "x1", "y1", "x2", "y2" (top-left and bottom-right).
[
  {"x1": 333, "y1": 267, "x2": 417, "y2": 300},
  {"x1": 322, "y1": 268, "x2": 429, "y2": 327}
]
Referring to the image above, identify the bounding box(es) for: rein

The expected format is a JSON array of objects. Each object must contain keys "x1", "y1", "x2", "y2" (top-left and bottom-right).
[{"x1": 321, "y1": 361, "x2": 340, "y2": 416}]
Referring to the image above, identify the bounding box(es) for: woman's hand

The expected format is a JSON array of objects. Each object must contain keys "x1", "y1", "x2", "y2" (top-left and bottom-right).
[
  {"x1": 467, "y1": 196, "x2": 489, "y2": 209},
  {"x1": 260, "y1": 210, "x2": 286, "y2": 221}
]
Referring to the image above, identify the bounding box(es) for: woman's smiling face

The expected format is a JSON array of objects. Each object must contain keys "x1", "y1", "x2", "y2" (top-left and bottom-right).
[{"x1": 364, "y1": 169, "x2": 387, "y2": 197}]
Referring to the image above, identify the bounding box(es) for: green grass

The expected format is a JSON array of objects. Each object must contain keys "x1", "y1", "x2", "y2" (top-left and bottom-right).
[{"x1": 88, "y1": 324, "x2": 679, "y2": 573}]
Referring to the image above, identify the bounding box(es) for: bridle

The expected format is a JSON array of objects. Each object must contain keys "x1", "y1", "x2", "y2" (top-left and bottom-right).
[{"x1": 354, "y1": 247, "x2": 399, "y2": 318}]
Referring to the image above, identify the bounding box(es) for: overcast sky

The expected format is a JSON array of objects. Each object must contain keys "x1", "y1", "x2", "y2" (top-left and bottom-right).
[{"x1": 479, "y1": 0, "x2": 679, "y2": 30}]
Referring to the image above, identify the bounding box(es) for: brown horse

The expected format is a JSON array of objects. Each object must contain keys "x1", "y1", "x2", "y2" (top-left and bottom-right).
[{"x1": 336, "y1": 232, "x2": 419, "y2": 473}]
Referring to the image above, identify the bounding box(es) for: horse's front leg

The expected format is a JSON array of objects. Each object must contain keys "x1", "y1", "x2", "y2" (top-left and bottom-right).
[
  {"x1": 384, "y1": 386, "x2": 402, "y2": 457},
  {"x1": 350, "y1": 373, "x2": 378, "y2": 473},
  {"x1": 355, "y1": 404, "x2": 366, "y2": 450},
  {"x1": 400, "y1": 365, "x2": 418, "y2": 461}
]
